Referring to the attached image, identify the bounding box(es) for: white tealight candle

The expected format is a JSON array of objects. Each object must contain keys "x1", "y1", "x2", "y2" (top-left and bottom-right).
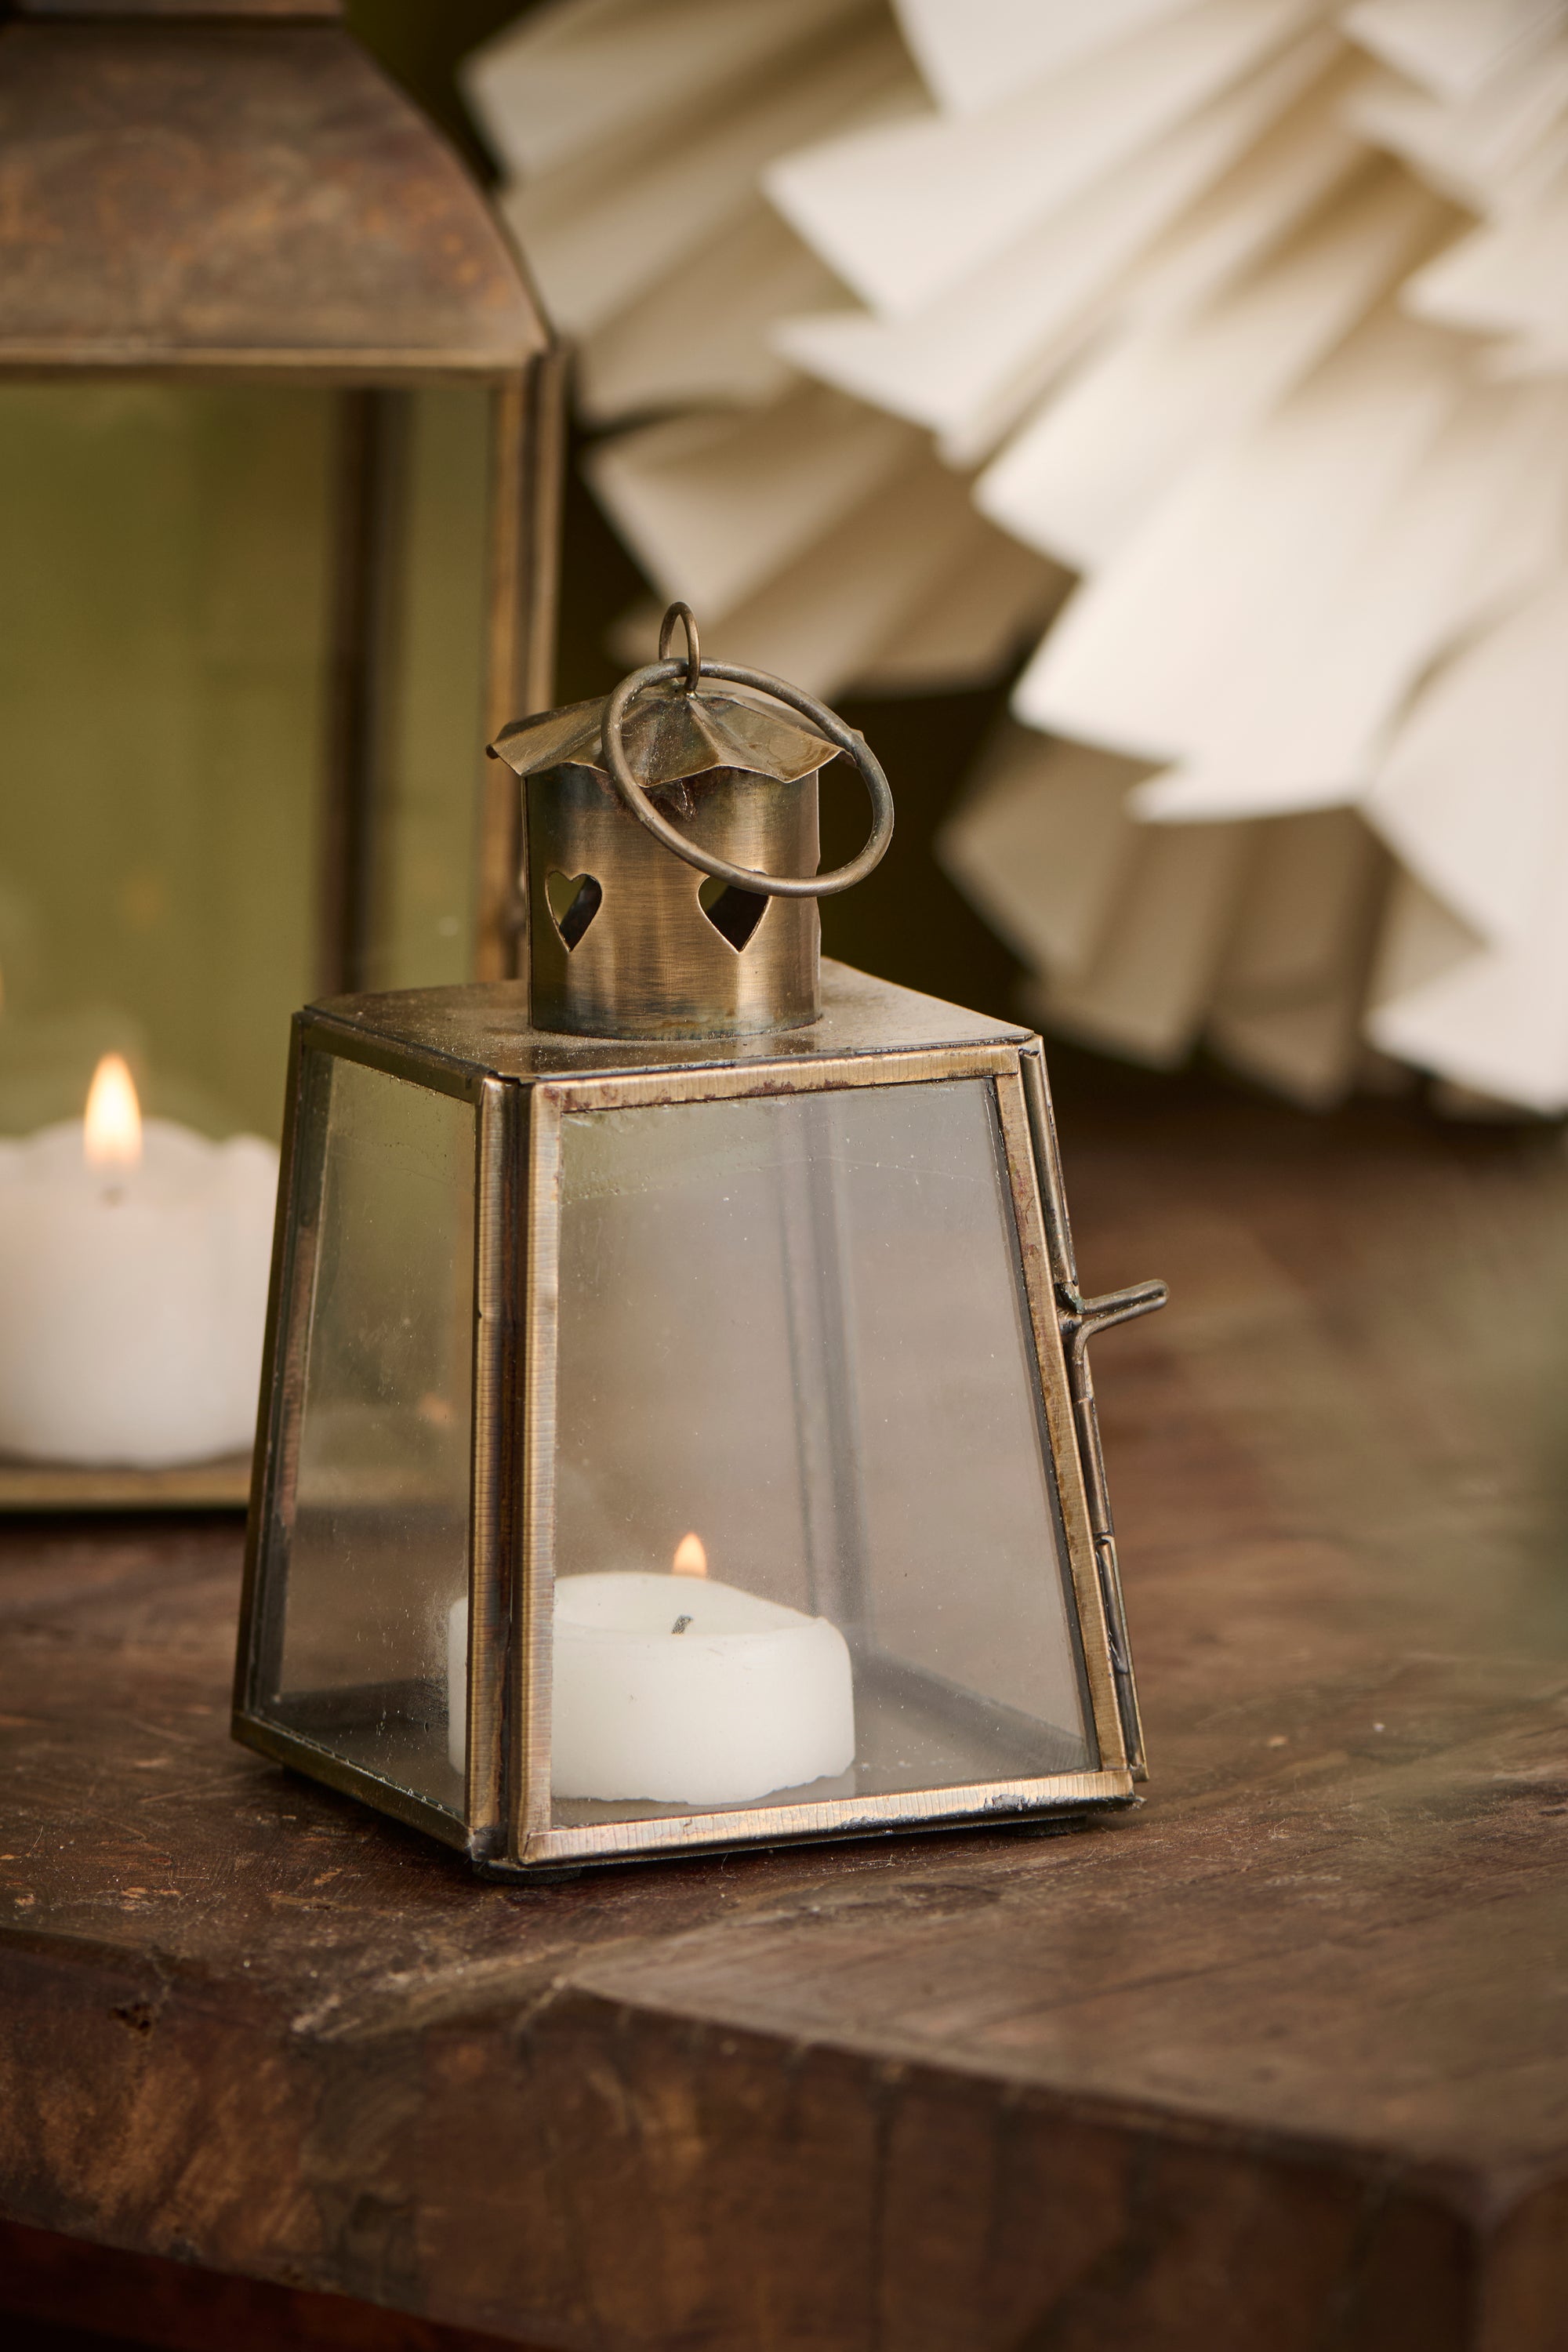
[
  {"x1": 0, "y1": 1056, "x2": 278, "y2": 1468},
  {"x1": 447, "y1": 1541, "x2": 856, "y2": 1807}
]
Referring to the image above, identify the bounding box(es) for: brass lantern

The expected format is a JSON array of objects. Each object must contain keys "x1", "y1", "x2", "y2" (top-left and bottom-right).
[
  {"x1": 233, "y1": 610, "x2": 1166, "y2": 1874},
  {"x1": 0, "y1": 0, "x2": 558, "y2": 1508}
]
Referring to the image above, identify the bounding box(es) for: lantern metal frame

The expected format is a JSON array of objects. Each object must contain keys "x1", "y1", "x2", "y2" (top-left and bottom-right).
[{"x1": 232, "y1": 964, "x2": 1163, "y2": 1875}]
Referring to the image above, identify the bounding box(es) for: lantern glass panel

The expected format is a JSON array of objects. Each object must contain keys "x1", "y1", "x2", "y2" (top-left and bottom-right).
[
  {"x1": 548, "y1": 1076, "x2": 1094, "y2": 1828},
  {"x1": 0, "y1": 383, "x2": 328, "y2": 1138},
  {"x1": 261, "y1": 1053, "x2": 474, "y2": 1817}
]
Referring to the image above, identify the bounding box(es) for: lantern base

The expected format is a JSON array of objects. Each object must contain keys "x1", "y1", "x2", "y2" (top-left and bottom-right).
[{"x1": 469, "y1": 1795, "x2": 1123, "y2": 1882}]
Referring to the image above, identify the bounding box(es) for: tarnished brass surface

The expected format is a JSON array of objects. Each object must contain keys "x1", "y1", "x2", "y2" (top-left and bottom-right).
[
  {"x1": 494, "y1": 671, "x2": 830, "y2": 1037},
  {"x1": 491, "y1": 630, "x2": 903, "y2": 1036},
  {"x1": 308, "y1": 960, "x2": 1029, "y2": 1079},
  {"x1": 0, "y1": 16, "x2": 548, "y2": 378},
  {"x1": 526, "y1": 761, "x2": 821, "y2": 1038},
  {"x1": 492, "y1": 680, "x2": 832, "y2": 793}
]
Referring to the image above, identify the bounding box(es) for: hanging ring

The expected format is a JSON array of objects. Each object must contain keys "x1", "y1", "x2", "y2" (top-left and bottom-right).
[
  {"x1": 600, "y1": 620, "x2": 895, "y2": 901},
  {"x1": 658, "y1": 601, "x2": 702, "y2": 694}
]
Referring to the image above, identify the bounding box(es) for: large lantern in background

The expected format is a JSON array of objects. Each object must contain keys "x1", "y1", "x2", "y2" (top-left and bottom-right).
[
  {"x1": 0, "y1": 0, "x2": 559, "y2": 1508},
  {"x1": 233, "y1": 608, "x2": 1165, "y2": 1874}
]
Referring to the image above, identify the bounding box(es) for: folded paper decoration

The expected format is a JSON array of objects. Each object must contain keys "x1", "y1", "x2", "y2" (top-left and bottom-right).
[{"x1": 466, "y1": 0, "x2": 1568, "y2": 1113}]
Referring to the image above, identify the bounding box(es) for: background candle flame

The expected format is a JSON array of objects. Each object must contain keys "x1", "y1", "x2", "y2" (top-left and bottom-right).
[
  {"x1": 672, "y1": 1532, "x2": 708, "y2": 1579},
  {"x1": 83, "y1": 1053, "x2": 143, "y2": 1172}
]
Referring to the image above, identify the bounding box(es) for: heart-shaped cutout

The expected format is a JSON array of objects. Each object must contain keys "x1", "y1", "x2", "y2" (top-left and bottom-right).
[
  {"x1": 545, "y1": 870, "x2": 602, "y2": 951},
  {"x1": 698, "y1": 877, "x2": 768, "y2": 951}
]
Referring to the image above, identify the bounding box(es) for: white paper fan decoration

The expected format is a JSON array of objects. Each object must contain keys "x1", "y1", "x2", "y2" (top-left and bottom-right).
[{"x1": 466, "y1": 0, "x2": 1568, "y2": 1112}]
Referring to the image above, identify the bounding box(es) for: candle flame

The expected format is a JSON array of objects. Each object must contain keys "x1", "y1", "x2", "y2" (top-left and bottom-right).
[
  {"x1": 672, "y1": 1531, "x2": 708, "y2": 1579},
  {"x1": 84, "y1": 1053, "x2": 143, "y2": 1172}
]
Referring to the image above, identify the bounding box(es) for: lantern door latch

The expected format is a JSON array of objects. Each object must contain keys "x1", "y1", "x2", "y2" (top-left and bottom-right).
[
  {"x1": 1057, "y1": 1279, "x2": 1167, "y2": 1363},
  {"x1": 1052, "y1": 1276, "x2": 1165, "y2": 1785}
]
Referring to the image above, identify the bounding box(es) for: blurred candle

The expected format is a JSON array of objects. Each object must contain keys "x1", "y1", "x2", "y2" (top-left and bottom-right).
[{"x1": 0, "y1": 1055, "x2": 278, "y2": 1466}]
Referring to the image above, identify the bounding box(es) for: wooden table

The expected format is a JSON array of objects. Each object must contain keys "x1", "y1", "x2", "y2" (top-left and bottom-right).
[{"x1": 3, "y1": 1065, "x2": 1566, "y2": 2352}]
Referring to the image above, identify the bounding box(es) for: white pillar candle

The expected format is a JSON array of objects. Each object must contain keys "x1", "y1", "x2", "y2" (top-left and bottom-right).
[
  {"x1": 448, "y1": 1566, "x2": 856, "y2": 1806},
  {"x1": 0, "y1": 1057, "x2": 278, "y2": 1468}
]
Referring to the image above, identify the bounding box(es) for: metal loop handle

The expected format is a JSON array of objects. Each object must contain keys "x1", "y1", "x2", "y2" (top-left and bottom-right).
[
  {"x1": 658, "y1": 600, "x2": 702, "y2": 694},
  {"x1": 600, "y1": 648, "x2": 895, "y2": 900}
]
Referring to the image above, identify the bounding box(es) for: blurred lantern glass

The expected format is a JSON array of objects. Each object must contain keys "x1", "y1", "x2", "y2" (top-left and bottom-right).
[{"x1": 0, "y1": 382, "x2": 496, "y2": 1142}]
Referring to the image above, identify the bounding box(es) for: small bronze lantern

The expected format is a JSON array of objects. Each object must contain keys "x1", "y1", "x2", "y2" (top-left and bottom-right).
[{"x1": 234, "y1": 611, "x2": 1166, "y2": 1873}]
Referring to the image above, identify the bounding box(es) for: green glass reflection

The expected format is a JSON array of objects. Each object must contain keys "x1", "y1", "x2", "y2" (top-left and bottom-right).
[
  {"x1": 366, "y1": 385, "x2": 492, "y2": 996},
  {"x1": 0, "y1": 383, "x2": 328, "y2": 1138},
  {"x1": 0, "y1": 382, "x2": 492, "y2": 1142}
]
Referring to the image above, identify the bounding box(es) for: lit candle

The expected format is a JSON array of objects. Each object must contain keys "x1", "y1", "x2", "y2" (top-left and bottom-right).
[
  {"x1": 448, "y1": 1532, "x2": 856, "y2": 1806},
  {"x1": 0, "y1": 1055, "x2": 278, "y2": 1467}
]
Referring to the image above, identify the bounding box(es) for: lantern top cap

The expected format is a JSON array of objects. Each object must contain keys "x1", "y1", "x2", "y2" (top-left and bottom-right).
[
  {"x1": 488, "y1": 684, "x2": 834, "y2": 793},
  {"x1": 494, "y1": 602, "x2": 895, "y2": 915}
]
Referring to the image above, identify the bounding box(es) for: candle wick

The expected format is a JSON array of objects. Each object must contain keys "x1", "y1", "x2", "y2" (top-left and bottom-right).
[{"x1": 671, "y1": 1615, "x2": 692, "y2": 1636}]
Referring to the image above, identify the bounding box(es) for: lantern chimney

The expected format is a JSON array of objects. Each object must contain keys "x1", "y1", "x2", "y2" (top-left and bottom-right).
[{"x1": 488, "y1": 605, "x2": 894, "y2": 1039}]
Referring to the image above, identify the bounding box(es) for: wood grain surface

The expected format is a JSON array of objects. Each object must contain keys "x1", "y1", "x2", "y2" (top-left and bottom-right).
[{"x1": 2, "y1": 1065, "x2": 1565, "y2": 2351}]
